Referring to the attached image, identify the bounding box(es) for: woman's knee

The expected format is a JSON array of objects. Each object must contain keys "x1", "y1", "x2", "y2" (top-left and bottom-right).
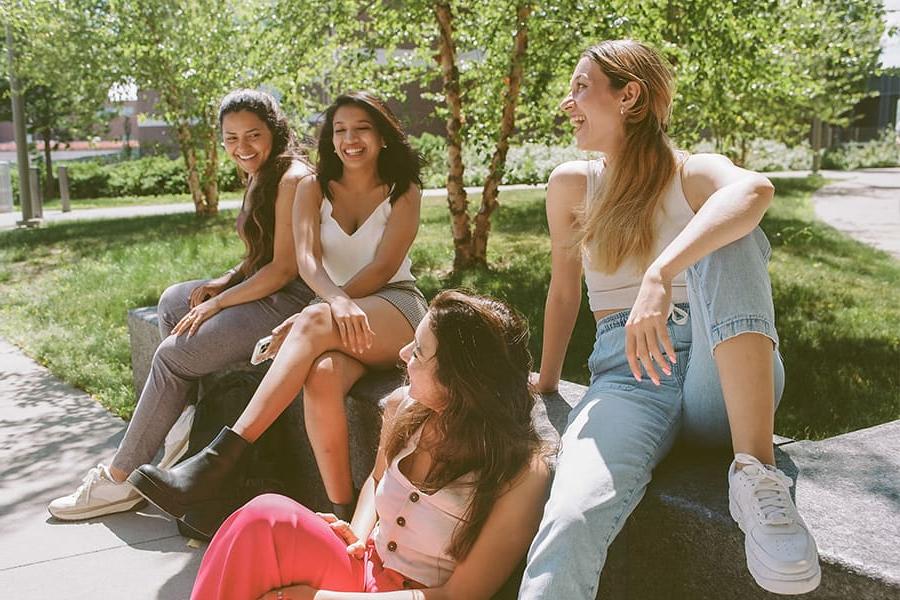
[
  {"x1": 289, "y1": 303, "x2": 334, "y2": 339},
  {"x1": 157, "y1": 280, "x2": 198, "y2": 329},
  {"x1": 304, "y1": 352, "x2": 346, "y2": 399}
]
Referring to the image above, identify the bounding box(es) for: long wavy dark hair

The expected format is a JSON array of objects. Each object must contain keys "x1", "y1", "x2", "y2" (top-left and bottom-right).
[
  {"x1": 219, "y1": 89, "x2": 309, "y2": 276},
  {"x1": 383, "y1": 290, "x2": 549, "y2": 560},
  {"x1": 316, "y1": 91, "x2": 422, "y2": 203}
]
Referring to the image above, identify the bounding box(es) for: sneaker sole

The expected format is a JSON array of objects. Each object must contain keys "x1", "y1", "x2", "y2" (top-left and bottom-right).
[
  {"x1": 48, "y1": 495, "x2": 146, "y2": 521},
  {"x1": 127, "y1": 470, "x2": 188, "y2": 519},
  {"x1": 730, "y1": 498, "x2": 822, "y2": 595}
]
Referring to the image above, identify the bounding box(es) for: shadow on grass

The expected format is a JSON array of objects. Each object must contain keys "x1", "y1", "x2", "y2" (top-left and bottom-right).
[
  {"x1": 770, "y1": 175, "x2": 827, "y2": 196},
  {"x1": 0, "y1": 211, "x2": 235, "y2": 262}
]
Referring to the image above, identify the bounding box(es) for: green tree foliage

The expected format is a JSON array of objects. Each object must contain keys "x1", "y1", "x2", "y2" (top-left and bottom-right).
[
  {"x1": 1, "y1": 0, "x2": 118, "y2": 197},
  {"x1": 109, "y1": 0, "x2": 251, "y2": 215}
]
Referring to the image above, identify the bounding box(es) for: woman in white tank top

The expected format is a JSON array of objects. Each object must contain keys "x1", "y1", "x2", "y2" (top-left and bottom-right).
[
  {"x1": 519, "y1": 41, "x2": 820, "y2": 598},
  {"x1": 190, "y1": 291, "x2": 551, "y2": 600},
  {"x1": 128, "y1": 92, "x2": 430, "y2": 529}
]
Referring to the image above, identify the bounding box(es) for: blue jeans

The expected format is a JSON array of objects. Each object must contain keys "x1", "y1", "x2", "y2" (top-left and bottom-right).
[{"x1": 518, "y1": 228, "x2": 785, "y2": 599}]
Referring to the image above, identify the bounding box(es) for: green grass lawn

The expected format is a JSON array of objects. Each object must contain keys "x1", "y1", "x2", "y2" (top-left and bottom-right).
[{"x1": 0, "y1": 177, "x2": 897, "y2": 440}]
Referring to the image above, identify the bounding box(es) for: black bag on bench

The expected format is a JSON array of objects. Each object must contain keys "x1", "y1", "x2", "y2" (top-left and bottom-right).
[{"x1": 175, "y1": 367, "x2": 306, "y2": 540}]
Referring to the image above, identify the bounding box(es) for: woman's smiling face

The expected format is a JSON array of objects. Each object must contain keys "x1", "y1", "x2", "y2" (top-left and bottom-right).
[
  {"x1": 560, "y1": 56, "x2": 626, "y2": 153},
  {"x1": 222, "y1": 110, "x2": 273, "y2": 176},
  {"x1": 398, "y1": 312, "x2": 446, "y2": 412},
  {"x1": 331, "y1": 105, "x2": 385, "y2": 171}
]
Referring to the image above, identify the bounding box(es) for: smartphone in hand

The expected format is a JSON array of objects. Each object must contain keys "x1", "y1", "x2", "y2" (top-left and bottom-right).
[{"x1": 250, "y1": 335, "x2": 274, "y2": 365}]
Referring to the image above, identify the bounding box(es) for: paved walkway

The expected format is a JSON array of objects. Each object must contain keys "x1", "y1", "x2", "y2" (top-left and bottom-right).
[
  {"x1": 810, "y1": 168, "x2": 900, "y2": 259},
  {"x1": 0, "y1": 338, "x2": 202, "y2": 599}
]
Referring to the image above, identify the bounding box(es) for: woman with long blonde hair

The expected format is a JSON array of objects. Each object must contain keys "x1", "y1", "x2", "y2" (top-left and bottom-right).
[{"x1": 519, "y1": 40, "x2": 820, "y2": 598}]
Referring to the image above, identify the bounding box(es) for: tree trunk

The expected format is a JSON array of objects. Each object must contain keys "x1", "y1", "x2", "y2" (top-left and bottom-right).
[
  {"x1": 472, "y1": 2, "x2": 532, "y2": 265},
  {"x1": 738, "y1": 136, "x2": 748, "y2": 168},
  {"x1": 202, "y1": 126, "x2": 219, "y2": 215},
  {"x1": 811, "y1": 117, "x2": 822, "y2": 174},
  {"x1": 41, "y1": 127, "x2": 56, "y2": 198},
  {"x1": 434, "y1": 1, "x2": 472, "y2": 271},
  {"x1": 175, "y1": 123, "x2": 209, "y2": 215},
  {"x1": 123, "y1": 114, "x2": 132, "y2": 160}
]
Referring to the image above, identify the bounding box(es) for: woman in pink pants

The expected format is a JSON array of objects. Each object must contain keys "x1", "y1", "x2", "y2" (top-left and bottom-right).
[{"x1": 192, "y1": 290, "x2": 552, "y2": 600}]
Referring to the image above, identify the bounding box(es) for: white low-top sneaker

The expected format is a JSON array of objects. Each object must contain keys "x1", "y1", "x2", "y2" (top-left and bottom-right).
[
  {"x1": 48, "y1": 464, "x2": 145, "y2": 521},
  {"x1": 728, "y1": 453, "x2": 821, "y2": 595}
]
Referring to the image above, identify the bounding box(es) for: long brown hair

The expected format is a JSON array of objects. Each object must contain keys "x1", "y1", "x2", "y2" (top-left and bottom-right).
[
  {"x1": 218, "y1": 90, "x2": 309, "y2": 276},
  {"x1": 384, "y1": 290, "x2": 547, "y2": 560},
  {"x1": 579, "y1": 40, "x2": 678, "y2": 273},
  {"x1": 317, "y1": 91, "x2": 422, "y2": 204}
]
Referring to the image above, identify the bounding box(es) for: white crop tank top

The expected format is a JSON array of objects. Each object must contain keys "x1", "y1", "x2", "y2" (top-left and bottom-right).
[
  {"x1": 319, "y1": 191, "x2": 414, "y2": 287},
  {"x1": 372, "y1": 400, "x2": 476, "y2": 587},
  {"x1": 582, "y1": 159, "x2": 696, "y2": 311}
]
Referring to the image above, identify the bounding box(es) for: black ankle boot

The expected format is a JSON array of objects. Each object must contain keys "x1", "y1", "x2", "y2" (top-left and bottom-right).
[
  {"x1": 331, "y1": 487, "x2": 359, "y2": 522},
  {"x1": 332, "y1": 501, "x2": 355, "y2": 522},
  {"x1": 127, "y1": 426, "x2": 249, "y2": 519}
]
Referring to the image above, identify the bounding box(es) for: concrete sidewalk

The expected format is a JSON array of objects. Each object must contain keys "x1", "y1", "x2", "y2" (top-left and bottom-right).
[
  {"x1": 810, "y1": 168, "x2": 900, "y2": 259},
  {"x1": 0, "y1": 338, "x2": 203, "y2": 599}
]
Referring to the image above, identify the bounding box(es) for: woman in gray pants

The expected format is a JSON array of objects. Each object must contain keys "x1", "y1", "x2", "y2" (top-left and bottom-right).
[{"x1": 49, "y1": 90, "x2": 317, "y2": 520}]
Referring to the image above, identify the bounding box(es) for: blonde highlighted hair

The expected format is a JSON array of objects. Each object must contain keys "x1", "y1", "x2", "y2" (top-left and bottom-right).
[{"x1": 579, "y1": 40, "x2": 678, "y2": 273}]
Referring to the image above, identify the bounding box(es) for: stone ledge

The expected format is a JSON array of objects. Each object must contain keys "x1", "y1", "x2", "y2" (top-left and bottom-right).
[{"x1": 127, "y1": 307, "x2": 898, "y2": 599}]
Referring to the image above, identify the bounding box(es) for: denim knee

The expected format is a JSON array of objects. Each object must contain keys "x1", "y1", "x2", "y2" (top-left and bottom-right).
[{"x1": 687, "y1": 228, "x2": 779, "y2": 355}]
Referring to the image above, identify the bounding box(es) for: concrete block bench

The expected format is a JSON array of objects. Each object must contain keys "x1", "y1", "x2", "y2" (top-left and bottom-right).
[{"x1": 128, "y1": 307, "x2": 899, "y2": 599}]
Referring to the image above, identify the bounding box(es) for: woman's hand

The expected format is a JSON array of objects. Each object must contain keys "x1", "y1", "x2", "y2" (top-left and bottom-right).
[
  {"x1": 625, "y1": 268, "x2": 676, "y2": 385},
  {"x1": 328, "y1": 296, "x2": 374, "y2": 356},
  {"x1": 188, "y1": 275, "x2": 231, "y2": 308},
  {"x1": 257, "y1": 585, "x2": 317, "y2": 600},
  {"x1": 316, "y1": 512, "x2": 367, "y2": 559},
  {"x1": 265, "y1": 312, "x2": 303, "y2": 360},
  {"x1": 171, "y1": 297, "x2": 222, "y2": 337},
  {"x1": 530, "y1": 371, "x2": 558, "y2": 395}
]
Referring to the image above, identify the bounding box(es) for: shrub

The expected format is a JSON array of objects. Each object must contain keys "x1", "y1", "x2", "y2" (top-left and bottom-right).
[
  {"x1": 822, "y1": 129, "x2": 900, "y2": 170},
  {"x1": 746, "y1": 139, "x2": 814, "y2": 172},
  {"x1": 106, "y1": 155, "x2": 188, "y2": 197},
  {"x1": 6, "y1": 154, "x2": 247, "y2": 202},
  {"x1": 66, "y1": 160, "x2": 113, "y2": 198},
  {"x1": 412, "y1": 134, "x2": 588, "y2": 188}
]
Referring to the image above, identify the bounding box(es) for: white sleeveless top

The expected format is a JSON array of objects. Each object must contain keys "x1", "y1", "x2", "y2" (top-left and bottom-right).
[
  {"x1": 319, "y1": 192, "x2": 414, "y2": 287},
  {"x1": 372, "y1": 408, "x2": 476, "y2": 587},
  {"x1": 582, "y1": 159, "x2": 695, "y2": 311}
]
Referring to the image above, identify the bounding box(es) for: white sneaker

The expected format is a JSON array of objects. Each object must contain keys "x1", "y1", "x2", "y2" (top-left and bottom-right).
[
  {"x1": 48, "y1": 464, "x2": 144, "y2": 521},
  {"x1": 728, "y1": 453, "x2": 821, "y2": 595},
  {"x1": 158, "y1": 405, "x2": 195, "y2": 469}
]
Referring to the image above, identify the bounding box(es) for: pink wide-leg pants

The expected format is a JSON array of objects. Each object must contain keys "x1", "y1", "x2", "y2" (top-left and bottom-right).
[{"x1": 191, "y1": 494, "x2": 417, "y2": 600}]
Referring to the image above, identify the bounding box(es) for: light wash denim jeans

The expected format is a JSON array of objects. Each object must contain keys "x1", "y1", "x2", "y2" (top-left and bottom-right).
[{"x1": 518, "y1": 228, "x2": 785, "y2": 599}]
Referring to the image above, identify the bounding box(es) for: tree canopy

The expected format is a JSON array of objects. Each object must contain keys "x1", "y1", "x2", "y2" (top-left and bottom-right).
[{"x1": 2, "y1": 0, "x2": 887, "y2": 254}]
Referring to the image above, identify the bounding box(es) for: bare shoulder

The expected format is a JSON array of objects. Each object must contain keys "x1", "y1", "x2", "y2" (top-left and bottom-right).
[
  {"x1": 380, "y1": 385, "x2": 410, "y2": 422},
  {"x1": 500, "y1": 452, "x2": 552, "y2": 499},
  {"x1": 278, "y1": 161, "x2": 314, "y2": 187},
  {"x1": 294, "y1": 173, "x2": 323, "y2": 203},
  {"x1": 546, "y1": 160, "x2": 590, "y2": 224},
  {"x1": 394, "y1": 183, "x2": 423, "y2": 208},
  {"x1": 548, "y1": 160, "x2": 590, "y2": 191}
]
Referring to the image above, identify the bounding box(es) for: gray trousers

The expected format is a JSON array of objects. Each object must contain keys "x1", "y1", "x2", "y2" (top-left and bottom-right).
[{"x1": 111, "y1": 277, "x2": 313, "y2": 474}]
